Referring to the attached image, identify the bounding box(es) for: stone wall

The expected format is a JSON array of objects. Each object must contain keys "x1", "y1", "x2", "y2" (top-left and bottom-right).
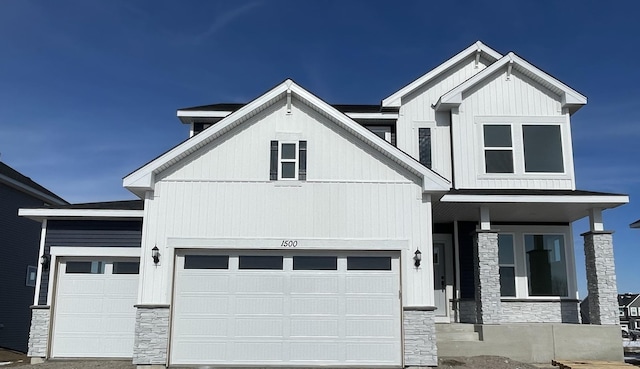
[
  {"x1": 474, "y1": 231, "x2": 501, "y2": 324},
  {"x1": 132, "y1": 306, "x2": 170, "y2": 365},
  {"x1": 583, "y1": 231, "x2": 619, "y2": 325},
  {"x1": 404, "y1": 308, "x2": 437, "y2": 367},
  {"x1": 27, "y1": 306, "x2": 50, "y2": 358},
  {"x1": 501, "y1": 300, "x2": 579, "y2": 323}
]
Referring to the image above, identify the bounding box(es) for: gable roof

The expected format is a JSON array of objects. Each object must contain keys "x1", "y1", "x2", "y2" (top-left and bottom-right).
[
  {"x1": 381, "y1": 41, "x2": 503, "y2": 108},
  {"x1": 619, "y1": 293, "x2": 640, "y2": 307},
  {"x1": 124, "y1": 79, "x2": 451, "y2": 197},
  {"x1": 0, "y1": 161, "x2": 67, "y2": 205},
  {"x1": 434, "y1": 52, "x2": 587, "y2": 114}
]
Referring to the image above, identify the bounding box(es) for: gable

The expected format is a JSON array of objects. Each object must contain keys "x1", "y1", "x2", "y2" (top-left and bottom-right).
[{"x1": 124, "y1": 80, "x2": 450, "y2": 196}]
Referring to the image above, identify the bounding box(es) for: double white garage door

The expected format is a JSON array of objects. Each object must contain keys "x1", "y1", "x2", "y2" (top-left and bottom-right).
[
  {"x1": 51, "y1": 252, "x2": 401, "y2": 366},
  {"x1": 171, "y1": 251, "x2": 402, "y2": 366}
]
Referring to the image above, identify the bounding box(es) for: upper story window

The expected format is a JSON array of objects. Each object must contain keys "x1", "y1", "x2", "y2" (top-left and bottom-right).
[
  {"x1": 270, "y1": 140, "x2": 307, "y2": 181},
  {"x1": 483, "y1": 125, "x2": 513, "y2": 173},
  {"x1": 480, "y1": 117, "x2": 566, "y2": 175},
  {"x1": 418, "y1": 128, "x2": 432, "y2": 169}
]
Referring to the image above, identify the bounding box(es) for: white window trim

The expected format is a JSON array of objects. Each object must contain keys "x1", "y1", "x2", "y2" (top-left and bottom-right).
[
  {"x1": 632, "y1": 307, "x2": 638, "y2": 317},
  {"x1": 476, "y1": 116, "x2": 571, "y2": 179},
  {"x1": 497, "y1": 225, "x2": 575, "y2": 300},
  {"x1": 482, "y1": 124, "x2": 514, "y2": 174},
  {"x1": 278, "y1": 141, "x2": 299, "y2": 181}
]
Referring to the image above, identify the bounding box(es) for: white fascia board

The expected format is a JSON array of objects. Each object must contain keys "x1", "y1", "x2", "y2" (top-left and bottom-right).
[
  {"x1": 382, "y1": 41, "x2": 503, "y2": 108},
  {"x1": 436, "y1": 52, "x2": 587, "y2": 111},
  {"x1": 49, "y1": 246, "x2": 141, "y2": 258},
  {"x1": 290, "y1": 83, "x2": 450, "y2": 192},
  {"x1": 0, "y1": 174, "x2": 66, "y2": 206},
  {"x1": 176, "y1": 110, "x2": 232, "y2": 118},
  {"x1": 440, "y1": 194, "x2": 629, "y2": 205},
  {"x1": 19, "y1": 208, "x2": 144, "y2": 221},
  {"x1": 344, "y1": 112, "x2": 399, "y2": 120}
]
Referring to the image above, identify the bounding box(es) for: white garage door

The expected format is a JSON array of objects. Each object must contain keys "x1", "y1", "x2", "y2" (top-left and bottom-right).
[
  {"x1": 51, "y1": 259, "x2": 139, "y2": 358},
  {"x1": 171, "y1": 251, "x2": 402, "y2": 366}
]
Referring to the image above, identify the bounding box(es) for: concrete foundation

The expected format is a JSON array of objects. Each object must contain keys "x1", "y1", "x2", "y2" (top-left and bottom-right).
[{"x1": 437, "y1": 323, "x2": 623, "y2": 363}]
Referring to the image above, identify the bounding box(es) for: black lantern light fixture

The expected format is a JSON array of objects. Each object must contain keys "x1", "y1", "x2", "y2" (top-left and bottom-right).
[
  {"x1": 413, "y1": 249, "x2": 422, "y2": 267},
  {"x1": 40, "y1": 253, "x2": 51, "y2": 271},
  {"x1": 152, "y1": 245, "x2": 160, "y2": 264}
]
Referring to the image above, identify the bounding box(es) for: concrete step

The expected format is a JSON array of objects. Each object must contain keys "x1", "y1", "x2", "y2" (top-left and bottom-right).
[
  {"x1": 436, "y1": 323, "x2": 479, "y2": 333},
  {"x1": 436, "y1": 323, "x2": 480, "y2": 342}
]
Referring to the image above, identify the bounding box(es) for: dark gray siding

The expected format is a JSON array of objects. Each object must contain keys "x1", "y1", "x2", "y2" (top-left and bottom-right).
[
  {"x1": 0, "y1": 184, "x2": 44, "y2": 352},
  {"x1": 37, "y1": 219, "x2": 142, "y2": 306}
]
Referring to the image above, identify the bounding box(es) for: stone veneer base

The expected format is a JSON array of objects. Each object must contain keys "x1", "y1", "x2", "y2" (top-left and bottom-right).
[
  {"x1": 27, "y1": 306, "x2": 50, "y2": 358},
  {"x1": 132, "y1": 305, "x2": 170, "y2": 365},
  {"x1": 403, "y1": 308, "x2": 437, "y2": 367}
]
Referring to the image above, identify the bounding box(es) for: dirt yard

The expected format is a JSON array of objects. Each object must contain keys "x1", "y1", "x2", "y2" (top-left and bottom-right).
[{"x1": 0, "y1": 349, "x2": 556, "y2": 369}]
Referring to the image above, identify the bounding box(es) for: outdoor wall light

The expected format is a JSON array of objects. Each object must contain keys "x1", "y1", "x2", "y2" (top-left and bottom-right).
[
  {"x1": 413, "y1": 249, "x2": 422, "y2": 267},
  {"x1": 152, "y1": 246, "x2": 160, "y2": 264},
  {"x1": 40, "y1": 253, "x2": 50, "y2": 271}
]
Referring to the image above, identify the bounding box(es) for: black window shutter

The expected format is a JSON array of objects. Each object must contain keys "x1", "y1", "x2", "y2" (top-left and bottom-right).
[
  {"x1": 270, "y1": 141, "x2": 278, "y2": 180},
  {"x1": 299, "y1": 141, "x2": 307, "y2": 181}
]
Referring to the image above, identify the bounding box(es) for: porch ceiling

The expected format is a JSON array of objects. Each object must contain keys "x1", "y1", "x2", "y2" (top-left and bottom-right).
[{"x1": 433, "y1": 189, "x2": 628, "y2": 224}]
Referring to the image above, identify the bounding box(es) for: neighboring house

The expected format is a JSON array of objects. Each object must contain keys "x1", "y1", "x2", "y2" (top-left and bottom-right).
[
  {"x1": 0, "y1": 161, "x2": 66, "y2": 352},
  {"x1": 20, "y1": 41, "x2": 629, "y2": 367},
  {"x1": 619, "y1": 293, "x2": 640, "y2": 331}
]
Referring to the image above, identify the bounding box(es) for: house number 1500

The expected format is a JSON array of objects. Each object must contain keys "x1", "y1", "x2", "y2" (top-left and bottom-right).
[{"x1": 281, "y1": 240, "x2": 298, "y2": 247}]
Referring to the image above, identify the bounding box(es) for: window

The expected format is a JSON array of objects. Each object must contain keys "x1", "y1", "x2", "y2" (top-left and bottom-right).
[
  {"x1": 523, "y1": 125, "x2": 564, "y2": 173},
  {"x1": 293, "y1": 256, "x2": 337, "y2": 270},
  {"x1": 113, "y1": 261, "x2": 140, "y2": 274},
  {"x1": 347, "y1": 256, "x2": 391, "y2": 271},
  {"x1": 525, "y1": 234, "x2": 568, "y2": 296},
  {"x1": 270, "y1": 140, "x2": 306, "y2": 180},
  {"x1": 185, "y1": 255, "x2": 229, "y2": 269},
  {"x1": 66, "y1": 261, "x2": 105, "y2": 274},
  {"x1": 483, "y1": 125, "x2": 513, "y2": 173},
  {"x1": 239, "y1": 255, "x2": 283, "y2": 270},
  {"x1": 366, "y1": 125, "x2": 392, "y2": 143},
  {"x1": 498, "y1": 234, "x2": 516, "y2": 297},
  {"x1": 26, "y1": 265, "x2": 37, "y2": 287},
  {"x1": 620, "y1": 308, "x2": 626, "y2": 317},
  {"x1": 631, "y1": 307, "x2": 638, "y2": 317},
  {"x1": 418, "y1": 128, "x2": 432, "y2": 169}
]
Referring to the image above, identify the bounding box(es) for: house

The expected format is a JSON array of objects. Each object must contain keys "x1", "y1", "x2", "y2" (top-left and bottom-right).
[
  {"x1": 618, "y1": 294, "x2": 640, "y2": 332},
  {"x1": 20, "y1": 41, "x2": 629, "y2": 367},
  {"x1": 0, "y1": 161, "x2": 66, "y2": 352}
]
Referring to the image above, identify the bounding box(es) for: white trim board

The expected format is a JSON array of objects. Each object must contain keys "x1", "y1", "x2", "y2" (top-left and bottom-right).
[
  {"x1": 440, "y1": 194, "x2": 629, "y2": 205},
  {"x1": 166, "y1": 237, "x2": 408, "y2": 250},
  {"x1": 19, "y1": 208, "x2": 144, "y2": 220},
  {"x1": 49, "y1": 247, "x2": 141, "y2": 258}
]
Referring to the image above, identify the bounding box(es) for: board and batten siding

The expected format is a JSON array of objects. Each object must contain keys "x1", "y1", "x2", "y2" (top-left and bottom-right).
[
  {"x1": 0, "y1": 184, "x2": 44, "y2": 352},
  {"x1": 451, "y1": 68, "x2": 575, "y2": 189},
  {"x1": 37, "y1": 220, "x2": 142, "y2": 305},
  {"x1": 140, "y1": 96, "x2": 435, "y2": 308},
  {"x1": 394, "y1": 56, "x2": 492, "y2": 182}
]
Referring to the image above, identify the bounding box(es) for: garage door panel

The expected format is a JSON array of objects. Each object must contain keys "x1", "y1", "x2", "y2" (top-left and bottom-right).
[
  {"x1": 52, "y1": 260, "x2": 138, "y2": 358},
  {"x1": 290, "y1": 297, "x2": 339, "y2": 315},
  {"x1": 171, "y1": 252, "x2": 401, "y2": 366},
  {"x1": 235, "y1": 318, "x2": 284, "y2": 337},
  {"x1": 290, "y1": 319, "x2": 339, "y2": 337},
  {"x1": 290, "y1": 276, "x2": 339, "y2": 293}
]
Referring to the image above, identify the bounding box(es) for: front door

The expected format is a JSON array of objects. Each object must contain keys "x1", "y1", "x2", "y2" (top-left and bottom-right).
[{"x1": 433, "y1": 242, "x2": 446, "y2": 317}]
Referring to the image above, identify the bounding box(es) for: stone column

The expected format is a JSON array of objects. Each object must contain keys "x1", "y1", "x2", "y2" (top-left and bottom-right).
[
  {"x1": 583, "y1": 231, "x2": 619, "y2": 325},
  {"x1": 403, "y1": 307, "x2": 437, "y2": 367},
  {"x1": 474, "y1": 230, "x2": 501, "y2": 324},
  {"x1": 133, "y1": 305, "x2": 170, "y2": 367},
  {"x1": 27, "y1": 306, "x2": 50, "y2": 363}
]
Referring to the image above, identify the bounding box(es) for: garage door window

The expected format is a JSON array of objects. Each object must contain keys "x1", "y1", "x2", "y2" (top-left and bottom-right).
[
  {"x1": 113, "y1": 262, "x2": 140, "y2": 274},
  {"x1": 66, "y1": 261, "x2": 105, "y2": 274},
  {"x1": 239, "y1": 255, "x2": 283, "y2": 269},
  {"x1": 184, "y1": 255, "x2": 229, "y2": 269},
  {"x1": 293, "y1": 256, "x2": 337, "y2": 270},
  {"x1": 347, "y1": 256, "x2": 392, "y2": 270}
]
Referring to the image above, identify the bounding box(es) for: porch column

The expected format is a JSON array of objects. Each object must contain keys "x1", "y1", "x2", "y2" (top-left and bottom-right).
[
  {"x1": 474, "y1": 207, "x2": 501, "y2": 324},
  {"x1": 583, "y1": 209, "x2": 619, "y2": 325}
]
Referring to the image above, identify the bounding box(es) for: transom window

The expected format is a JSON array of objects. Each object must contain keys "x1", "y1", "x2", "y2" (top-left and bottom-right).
[{"x1": 480, "y1": 118, "x2": 566, "y2": 175}]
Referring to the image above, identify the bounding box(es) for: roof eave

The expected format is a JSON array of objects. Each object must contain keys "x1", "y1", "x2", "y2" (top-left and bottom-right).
[{"x1": 19, "y1": 208, "x2": 144, "y2": 221}]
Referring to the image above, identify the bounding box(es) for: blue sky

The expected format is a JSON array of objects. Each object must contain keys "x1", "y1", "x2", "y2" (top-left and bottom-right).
[{"x1": 0, "y1": 0, "x2": 638, "y2": 298}]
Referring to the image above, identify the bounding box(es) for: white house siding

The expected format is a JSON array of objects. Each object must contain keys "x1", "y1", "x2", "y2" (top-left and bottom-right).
[
  {"x1": 452, "y1": 68, "x2": 575, "y2": 189},
  {"x1": 395, "y1": 56, "x2": 492, "y2": 181},
  {"x1": 138, "y1": 97, "x2": 435, "y2": 309}
]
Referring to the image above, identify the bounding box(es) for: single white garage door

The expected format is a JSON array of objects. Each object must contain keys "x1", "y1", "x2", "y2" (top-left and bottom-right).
[
  {"x1": 171, "y1": 251, "x2": 402, "y2": 366},
  {"x1": 51, "y1": 259, "x2": 139, "y2": 358}
]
